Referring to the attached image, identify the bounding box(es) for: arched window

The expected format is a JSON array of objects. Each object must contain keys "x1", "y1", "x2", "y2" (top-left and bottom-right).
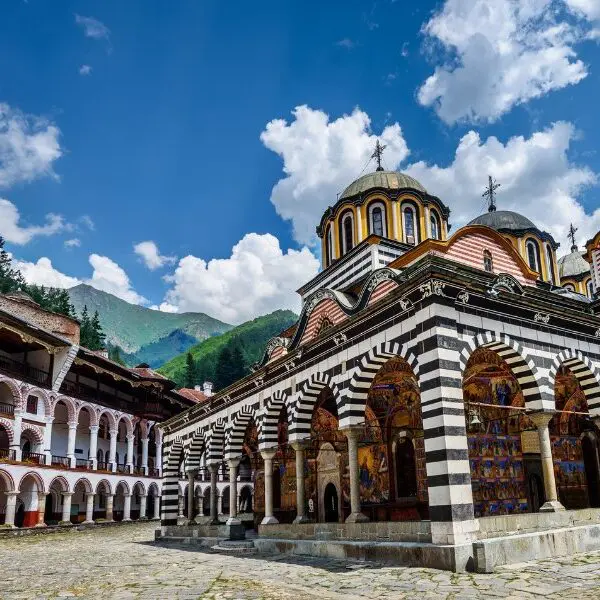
[
  {"x1": 586, "y1": 279, "x2": 594, "y2": 298},
  {"x1": 368, "y1": 202, "x2": 386, "y2": 237},
  {"x1": 546, "y1": 244, "x2": 556, "y2": 284},
  {"x1": 402, "y1": 205, "x2": 418, "y2": 245},
  {"x1": 563, "y1": 283, "x2": 576, "y2": 292},
  {"x1": 483, "y1": 250, "x2": 493, "y2": 272},
  {"x1": 324, "y1": 224, "x2": 333, "y2": 267},
  {"x1": 526, "y1": 239, "x2": 541, "y2": 273},
  {"x1": 339, "y1": 212, "x2": 354, "y2": 256},
  {"x1": 430, "y1": 211, "x2": 440, "y2": 240}
]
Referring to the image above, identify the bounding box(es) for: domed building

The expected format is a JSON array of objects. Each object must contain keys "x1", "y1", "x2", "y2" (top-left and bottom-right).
[
  {"x1": 558, "y1": 244, "x2": 592, "y2": 297},
  {"x1": 468, "y1": 209, "x2": 559, "y2": 285}
]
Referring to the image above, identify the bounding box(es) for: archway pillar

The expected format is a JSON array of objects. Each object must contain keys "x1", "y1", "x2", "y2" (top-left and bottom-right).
[
  {"x1": 226, "y1": 458, "x2": 241, "y2": 524},
  {"x1": 122, "y1": 493, "x2": 132, "y2": 521},
  {"x1": 139, "y1": 494, "x2": 148, "y2": 520},
  {"x1": 187, "y1": 471, "x2": 197, "y2": 523},
  {"x1": 35, "y1": 492, "x2": 47, "y2": 527},
  {"x1": 84, "y1": 492, "x2": 95, "y2": 524},
  {"x1": 66, "y1": 422, "x2": 77, "y2": 468},
  {"x1": 60, "y1": 492, "x2": 74, "y2": 524},
  {"x1": 43, "y1": 416, "x2": 53, "y2": 465},
  {"x1": 141, "y1": 437, "x2": 149, "y2": 475},
  {"x1": 11, "y1": 412, "x2": 22, "y2": 461},
  {"x1": 528, "y1": 411, "x2": 565, "y2": 512},
  {"x1": 89, "y1": 425, "x2": 99, "y2": 470},
  {"x1": 106, "y1": 493, "x2": 115, "y2": 522},
  {"x1": 126, "y1": 434, "x2": 134, "y2": 473},
  {"x1": 155, "y1": 441, "x2": 163, "y2": 476},
  {"x1": 209, "y1": 463, "x2": 219, "y2": 524},
  {"x1": 4, "y1": 491, "x2": 18, "y2": 527},
  {"x1": 108, "y1": 429, "x2": 118, "y2": 472},
  {"x1": 260, "y1": 448, "x2": 279, "y2": 525},
  {"x1": 291, "y1": 441, "x2": 311, "y2": 524},
  {"x1": 341, "y1": 427, "x2": 369, "y2": 523},
  {"x1": 153, "y1": 495, "x2": 161, "y2": 520}
]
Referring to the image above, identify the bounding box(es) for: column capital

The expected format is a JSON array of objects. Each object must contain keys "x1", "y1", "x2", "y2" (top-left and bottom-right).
[
  {"x1": 44, "y1": 416, "x2": 55, "y2": 424},
  {"x1": 126, "y1": 434, "x2": 135, "y2": 442},
  {"x1": 5, "y1": 491, "x2": 19, "y2": 497},
  {"x1": 123, "y1": 493, "x2": 132, "y2": 498},
  {"x1": 527, "y1": 410, "x2": 556, "y2": 428},
  {"x1": 291, "y1": 440, "x2": 310, "y2": 452},
  {"x1": 260, "y1": 448, "x2": 278, "y2": 461},
  {"x1": 208, "y1": 462, "x2": 220, "y2": 473},
  {"x1": 227, "y1": 457, "x2": 241, "y2": 469},
  {"x1": 67, "y1": 421, "x2": 78, "y2": 429},
  {"x1": 89, "y1": 425, "x2": 99, "y2": 433},
  {"x1": 37, "y1": 491, "x2": 48, "y2": 498},
  {"x1": 62, "y1": 491, "x2": 75, "y2": 498},
  {"x1": 340, "y1": 426, "x2": 363, "y2": 440},
  {"x1": 109, "y1": 428, "x2": 118, "y2": 437},
  {"x1": 85, "y1": 492, "x2": 95, "y2": 498}
]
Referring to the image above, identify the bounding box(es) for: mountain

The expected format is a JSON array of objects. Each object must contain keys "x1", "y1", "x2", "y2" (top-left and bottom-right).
[
  {"x1": 122, "y1": 329, "x2": 199, "y2": 369},
  {"x1": 67, "y1": 284, "x2": 231, "y2": 354},
  {"x1": 158, "y1": 309, "x2": 297, "y2": 388}
]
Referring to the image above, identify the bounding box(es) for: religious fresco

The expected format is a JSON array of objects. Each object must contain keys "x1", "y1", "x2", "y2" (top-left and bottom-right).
[{"x1": 464, "y1": 349, "x2": 529, "y2": 517}]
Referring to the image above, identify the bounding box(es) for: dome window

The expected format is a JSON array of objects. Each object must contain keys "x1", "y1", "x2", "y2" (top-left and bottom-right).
[
  {"x1": 483, "y1": 250, "x2": 493, "y2": 273},
  {"x1": 325, "y1": 224, "x2": 334, "y2": 267},
  {"x1": 368, "y1": 202, "x2": 386, "y2": 237},
  {"x1": 586, "y1": 279, "x2": 594, "y2": 299},
  {"x1": 526, "y1": 239, "x2": 541, "y2": 273},
  {"x1": 564, "y1": 283, "x2": 575, "y2": 292},
  {"x1": 545, "y1": 244, "x2": 556, "y2": 285},
  {"x1": 402, "y1": 205, "x2": 418, "y2": 246},
  {"x1": 339, "y1": 211, "x2": 355, "y2": 256},
  {"x1": 430, "y1": 211, "x2": 441, "y2": 240}
]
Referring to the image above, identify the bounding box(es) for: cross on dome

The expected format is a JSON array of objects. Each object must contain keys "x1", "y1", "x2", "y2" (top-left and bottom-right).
[
  {"x1": 371, "y1": 139, "x2": 386, "y2": 172},
  {"x1": 482, "y1": 175, "x2": 501, "y2": 213},
  {"x1": 568, "y1": 223, "x2": 578, "y2": 252}
]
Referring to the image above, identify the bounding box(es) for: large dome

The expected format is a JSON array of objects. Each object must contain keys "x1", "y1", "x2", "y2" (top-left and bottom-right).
[
  {"x1": 558, "y1": 250, "x2": 590, "y2": 278},
  {"x1": 468, "y1": 210, "x2": 536, "y2": 231},
  {"x1": 340, "y1": 171, "x2": 427, "y2": 200}
]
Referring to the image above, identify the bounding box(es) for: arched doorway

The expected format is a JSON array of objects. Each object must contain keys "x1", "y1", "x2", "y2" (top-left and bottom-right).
[
  {"x1": 239, "y1": 486, "x2": 252, "y2": 513},
  {"x1": 0, "y1": 422, "x2": 11, "y2": 458},
  {"x1": 324, "y1": 483, "x2": 338, "y2": 523},
  {"x1": 95, "y1": 481, "x2": 111, "y2": 520},
  {"x1": 0, "y1": 470, "x2": 14, "y2": 525},
  {"x1": 18, "y1": 473, "x2": 44, "y2": 527},
  {"x1": 394, "y1": 437, "x2": 417, "y2": 498},
  {"x1": 582, "y1": 436, "x2": 600, "y2": 507}
]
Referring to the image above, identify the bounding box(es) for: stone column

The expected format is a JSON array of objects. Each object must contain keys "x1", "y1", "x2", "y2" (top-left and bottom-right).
[
  {"x1": 141, "y1": 437, "x2": 149, "y2": 475},
  {"x1": 108, "y1": 429, "x2": 118, "y2": 472},
  {"x1": 187, "y1": 471, "x2": 196, "y2": 522},
  {"x1": 105, "y1": 494, "x2": 114, "y2": 522},
  {"x1": 209, "y1": 463, "x2": 219, "y2": 524},
  {"x1": 89, "y1": 425, "x2": 99, "y2": 470},
  {"x1": 4, "y1": 491, "x2": 18, "y2": 527},
  {"x1": 153, "y1": 496, "x2": 161, "y2": 520},
  {"x1": 261, "y1": 449, "x2": 279, "y2": 525},
  {"x1": 155, "y1": 441, "x2": 163, "y2": 476},
  {"x1": 139, "y1": 494, "x2": 148, "y2": 520},
  {"x1": 227, "y1": 458, "x2": 241, "y2": 523},
  {"x1": 66, "y1": 422, "x2": 77, "y2": 468},
  {"x1": 35, "y1": 492, "x2": 47, "y2": 527},
  {"x1": 342, "y1": 427, "x2": 368, "y2": 523},
  {"x1": 529, "y1": 411, "x2": 565, "y2": 512},
  {"x1": 122, "y1": 494, "x2": 132, "y2": 521},
  {"x1": 84, "y1": 492, "x2": 95, "y2": 524},
  {"x1": 178, "y1": 493, "x2": 185, "y2": 519},
  {"x1": 11, "y1": 412, "x2": 22, "y2": 461},
  {"x1": 61, "y1": 492, "x2": 74, "y2": 524},
  {"x1": 126, "y1": 434, "x2": 134, "y2": 473},
  {"x1": 217, "y1": 492, "x2": 223, "y2": 516},
  {"x1": 292, "y1": 442, "x2": 310, "y2": 524},
  {"x1": 43, "y1": 416, "x2": 54, "y2": 465}
]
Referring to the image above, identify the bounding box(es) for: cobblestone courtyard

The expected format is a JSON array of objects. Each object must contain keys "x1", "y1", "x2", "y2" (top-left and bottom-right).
[{"x1": 0, "y1": 523, "x2": 600, "y2": 599}]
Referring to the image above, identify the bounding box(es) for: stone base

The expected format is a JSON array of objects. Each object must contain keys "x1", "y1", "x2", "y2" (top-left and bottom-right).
[
  {"x1": 33, "y1": 523, "x2": 47, "y2": 528},
  {"x1": 292, "y1": 515, "x2": 311, "y2": 524},
  {"x1": 345, "y1": 512, "x2": 369, "y2": 524},
  {"x1": 540, "y1": 500, "x2": 566, "y2": 512},
  {"x1": 82, "y1": 520, "x2": 95, "y2": 525},
  {"x1": 261, "y1": 515, "x2": 279, "y2": 525},
  {"x1": 223, "y1": 521, "x2": 246, "y2": 541}
]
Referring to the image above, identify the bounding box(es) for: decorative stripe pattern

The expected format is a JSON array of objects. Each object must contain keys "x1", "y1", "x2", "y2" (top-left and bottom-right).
[
  {"x1": 298, "y1": 299, "x2": 347, "y2": 346},
  {"x1": 160, "y1": 438, "x2": 183, "y2": 527},
  {"x1": 224, "y1": 406, "x2": 255, "y2": 460},
  {"x1": 206, "y1": 419, "x2": 226, "y2": 465},
  {"x1": 258, "y1": 390, "x2": 287, "y2": 450},
  {"x1": 185, "y1": 429, "x2": 205, "y2": 471},
  {"x1": 548, "y1": 349, "x2": 600, "y2": 416},
  {"x1": 366, "y1": 280, "x2": 398, "y2": 306}
]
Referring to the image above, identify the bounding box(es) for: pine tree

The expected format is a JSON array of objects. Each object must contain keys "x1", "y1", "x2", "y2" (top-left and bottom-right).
[
  {"x1": 0, "y1": 236, "x2": 25, "y2": 293},
  {"x1": 90, "y1": 310, "x2": 105, "y2": 350},
  {"x1": 230, "y1": 342, "x2": 246, "y2": 382},
  {"x1": 184, "y1": 352, "x2": 197, "y2": 388},
  {"x1": 214, "y1": 345, "x2": 234, "y2": 391},
  {"x1": 109, "y1": 345, "x2": 126, "y2": 366}
]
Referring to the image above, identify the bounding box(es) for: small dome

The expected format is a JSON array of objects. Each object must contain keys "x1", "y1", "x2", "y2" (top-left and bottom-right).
[
  {"x1": 340, "y1": 171, "x2": 427, "y2": 200},
  {"x1": 558, "y1": 250, "x2": 590, "y2": 278},
  {"x1": 468, "y1": 210, "x2": 536, "y2": 231}
]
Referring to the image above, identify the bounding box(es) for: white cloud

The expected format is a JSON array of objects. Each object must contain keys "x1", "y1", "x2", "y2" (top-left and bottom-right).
[
  {"x1": 0, "y1": 103, "x2": 62, "y2": 187},
  {"x1": 64, "y1": 238, "x2": 81, "y2": 248},
  {"x1": 418, "y1": 0, "x2": 588, "y2": 124},
  {"x1": 162, "y1": 233, "x2": 319, "y2": 324},
  {"x1": 133, "y1": 240, "x2": 176, "y2": 270},
  {"x1": 260, "y1": 105, "x2": 409, "y2": 245},
  {"x1": 149, "y1": 302, "x2": 178, "y2": 313},
  {"x1": 75, "y1": 14, "x2": 110, "y2": 40},
  {"x1": 405, "y1": 121, "x2": 598, "y2": 248},
  {"x1": 79, "y1": 215, "x2": 95, "y2": 231},
  {"x1": 15, "y1": 257, "x2": 80, "y2": 288},
  {"x1": 565, "y1": 0, "x2": 600, "y2": 21},
  {"x1": 0, "y1": 199, "x2": 66, "y2": 244},
  {"x1": 86, "y1": 254, "x2": 146, "y2": 305},
  {"x1": 336, "y1": 38, "x2": 356, "y2": 49},
  {"x1": 79, "y1": 64, "x2": 92, "y2": 76}
]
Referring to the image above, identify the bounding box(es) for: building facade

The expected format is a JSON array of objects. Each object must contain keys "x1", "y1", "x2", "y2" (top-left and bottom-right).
[
  {"x1": 159, "y1": 166, "x2": 600, "y2": 568},
  {"x1": 0, "y1": 291, "x2": 195, "y2": 528}
]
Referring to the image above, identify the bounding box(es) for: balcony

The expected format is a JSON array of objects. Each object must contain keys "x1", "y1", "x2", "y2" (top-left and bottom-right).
[
  {"x1": 76, "y1": 458, "x2": 92, "y2": 470},
  {"x1": 51, "y1": 455, "x2": 70, "y2": 468},
  {"x1": 0, "y1": 355, "x2": 49, "y2": 387},
  {"x1": 0, "y1": 448, "x2": 15, "y2": 460},
  {"x1": 148, "y1": 468, "x2": 160, "y2": 478},
  {"x1": 21, "y1": 451, "x2": 45, "y2": 465},
  {"x1": 116, "y1": 463, "x2": 128, "y2": 474},
  {"x1": 0, "y1": 402, "x2": 15, "y2": 417}
]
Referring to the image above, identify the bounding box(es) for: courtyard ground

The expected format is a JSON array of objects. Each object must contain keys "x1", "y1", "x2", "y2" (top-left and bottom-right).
[{"x1": 0, "y1": 522, "x2": 599, "y2": 599}]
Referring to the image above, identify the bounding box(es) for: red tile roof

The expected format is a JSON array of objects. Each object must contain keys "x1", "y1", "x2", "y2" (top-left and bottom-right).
[{"x1": 177, "y1": 388, "x2": 209, "y2": 403}]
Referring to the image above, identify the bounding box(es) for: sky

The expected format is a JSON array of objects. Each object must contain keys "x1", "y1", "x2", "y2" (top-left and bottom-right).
[{"x1": 2, "y1": 0, "x2": 600, "y2": 324}]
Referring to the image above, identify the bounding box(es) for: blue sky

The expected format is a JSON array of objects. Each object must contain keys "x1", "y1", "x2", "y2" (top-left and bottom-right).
[{"x1": 2, "y1": 0, "x2": 600, "y2": 323}]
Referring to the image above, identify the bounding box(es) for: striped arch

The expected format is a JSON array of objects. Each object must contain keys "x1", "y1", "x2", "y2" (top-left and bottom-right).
[
  {"x1": 0, "y1": 376, "x2": 22, "y2": 408},
  {"x1": 185, "y1": 429, "x2": 206, "y2": 471},
  {"x1": 224, "y1": 405, "x2": 255, "y2": 460},
  {"x1": 20, "y1": 423, "x2": 44, "y2": 444},
  {"x1": 96, "y1": 479, "x2": 113, "y2": 495},
  {"x1": 258, "y1": 390, "x2": 288, "y2": 451},
  {"x1": 206, "y1": 419, "x2": 226, "y2": 465},
  {"x1": 161, "y1": 438, "x2": 184, "y2": 527},
  {"x1": 459, "y1": 331, "x2": 544, "y2": 409},
  {"x1": 548, "y1": 349, "x2": 600, "y2": 416},
  {"x1": 97, "y1": 409, "x2": 118, "y2": 432},
  {"x1": 49, "y1": 475, "x2": 70, "y2": 492},
  {"x1": 339, "y1": 340, "x2": 419, "y2": 429},
  {"x1": 289, "y1": 373, "x2": 341, "y2": 442},
  {"x1": 76, "y1": 403, "x2": 99, "y2": 427},
  {"x1": 0, "y1": 418, "x2": 14, "y2": 444},
  {"x1": 115, "y1": 414, "x2": 134, "y2": 437},
  {"x1": 52, "y1": 396, "x2": 77, "y2": 423}
]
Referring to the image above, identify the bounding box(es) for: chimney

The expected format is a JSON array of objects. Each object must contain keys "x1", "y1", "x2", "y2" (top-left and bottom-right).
[{"x1": 203, "y1": 381, "x2": 214, "y2": 397}]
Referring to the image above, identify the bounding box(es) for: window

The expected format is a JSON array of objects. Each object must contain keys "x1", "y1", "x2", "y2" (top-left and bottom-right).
[
  {"x1": 563, "y1": 283, "x2": 575, "y2": 292},
  {"x1": 430, "y1": 212, "x2": 440, "y2": 240},
  {"x1": 586, "y1": 279, "x2": 594, "y2": 298},
  {"x1": 26, "y1": 395, "x2": 38, "y2": 414},
  {"x1": 339, "y1": 212, "x2": 354, "y2": 255},
  {"x1": 483, "y1": 250, "x2": 493, "y2": 273},
  {"x1": 368, "y1": 202, "x2": 386, "y2": 237},
  {"x1": 324, "y1": 225, "x2": 333, "y2": 267},
  {"x1": 403, "y1": 205, "x2": 418, "y2": 245},
  {"x1": 546, "y1": 244, "x2": 556, "y2": 284},
  {"x1": 526, "y1": 239, "x2": 541, "y2": 272}
]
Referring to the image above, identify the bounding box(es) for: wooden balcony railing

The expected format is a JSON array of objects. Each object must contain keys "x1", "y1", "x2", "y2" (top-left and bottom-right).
[
  {"x1": 21, "y1": 451, "x2": 45, "y2": 465},
  {"x1": 0, "y1": 402, "x2": 14, "y2": 416},
  {"x1": 0, "y1": 448, "x2": 15, "y2": 460},
  {"x1": 116, "y1": 463, "x2": 128, "y2": 474},
  {"x1": 76, "y1": 458, "x2": 92, "y2": 470},
  {"x1": 0, "y1": 356, "x2": 49, "y2": 386},
  {"x1": 51, "y1": 455, "x2": 70, "y2": 468}
]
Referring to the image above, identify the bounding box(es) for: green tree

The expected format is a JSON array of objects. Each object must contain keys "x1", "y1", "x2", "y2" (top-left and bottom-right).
[
  {"x1": 213, "y1": 340, "x2": 247, "y2": 391},
  {"x1": 90, "y1": 310, "x2": 106, "y2": 350},
  {"x1": 0, "y1": 236, "x2": 25, "y2": 294},
  {"x1": 184, "y1": 351, "x2": 197, "y2": 388},
  {"x1": 109, "y1": 345, "x2": 126, "y2": 366}
]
